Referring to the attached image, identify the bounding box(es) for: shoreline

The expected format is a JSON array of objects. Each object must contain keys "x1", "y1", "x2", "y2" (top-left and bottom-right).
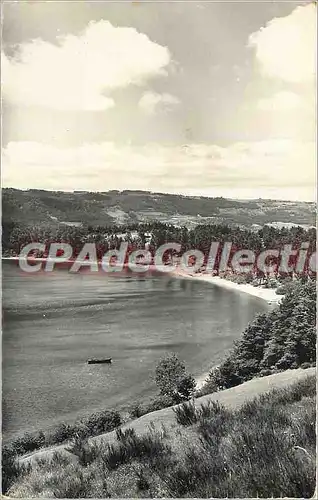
[
  {"x1": 170, "y1": 268, "x2": 284, "y2": 305},
  {"x1": 3, "y1": 256, "x2": 283, "y2": 392},
  {"x1": 195, "y1": 370, "x2": 212, "y2": 390},
  {"x1": 170, "y1": 268, "x2": 285, "y2": 390}
]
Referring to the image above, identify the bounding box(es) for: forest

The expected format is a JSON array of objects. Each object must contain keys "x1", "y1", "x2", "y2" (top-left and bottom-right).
[{"x1": 3, "y1": 220, "x2": 316, "y2": 278}]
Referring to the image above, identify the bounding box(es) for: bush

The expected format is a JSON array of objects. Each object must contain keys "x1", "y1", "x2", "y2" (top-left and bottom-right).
[
  {"x1": 48, "y1": 422, "x2": 75, "y2": 444},
  {"x1": 259, "y1": 368, "x2": 273, "y2": 377},
  {"x1": 173, "y1": 401, "x2": 198, "y2": 426},
  {"x1": 128, "y1": 403, "x2": 145, "y2": 419},
  {"x1": 173, "y1": 400, "x2": 231, "y2": 429},
  {"x1": 164, "y1": 445, "x2": 223, "y2": 497},
  {"x1": 136, "y1": 469, "x2": 150, "y2": 491},
  {"x1": 101, "y1": 429, "x2": 172, "y2": 470},
  {"x1": 116, "y1": 427, "x2": 136, "y2": 443},
  {"x1": 145, "y1": 394, "x2": 175, "y2": 413},
  {"x1": 2, "y1": 445, "x2": 29, "y2": 494},
  {"x1": 79, "y1": 409, "x2": 121, "y2": 436},
  {"x1": 205, "y1": 360, "x2": 242, "y2": 392},
  {"x1": 8, "y1": 431, "x2": 47, "y2": 456},
  {"x1": 276, "y1": 281, "x2": 295, "y2": 295},
  {"x1": 66, "y1": 437, "x2": 99, "y2": 467},
  {"x1": 5, "y1": 410, "x2": 122, "y2": 461},
  {"x1": 264, "y1": 278, "x2": 279, "y2": 289}
]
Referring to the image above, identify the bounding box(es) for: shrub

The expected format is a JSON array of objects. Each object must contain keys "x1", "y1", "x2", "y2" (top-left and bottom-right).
[
  {"x1": 136, "y1": 469, "x2": 150, "y2": 491},
  {"x1": 198, "y1": 400, "x2": 228, "y2": 418},
  {"x1": 144, "y1": 394, "x2": 175, "y2": 413},
  {"x1": 79, "y1": 409, "x2": 121, "y2": 436},
  {"x1": 48, "y1": 422, "x2": 75, "y2": 444},
  {"x1": 259, "y1": 368, "x2": 273, "y2": 377},
  {"x1": 128, "y1": 403, "x2": 145, "y2": 419},
  {"x1": 268, "y1": 375, "x2": 315, "y2": 404},
  {"x1": 5, "y1": 409, "x2": 122, "y2": 461},
  {"x1": 2, "y1": 445, "x2": 29, "y2": 494},
  {"x1": 276, "y1": 281, "x2": 295, "y2": 295},
  {"x1": 50, "y1": 469, "x2": 97, "y2": 499},
  {"x1": 128, "y1": 395, "x2": 175, "y2": 420},
  {"x1": 9, "y1": 431, "x2": 46, "y2": 456},
  {"x1": 206, "y1": 360, "x2": 242, "y2": 391},
  {"x1": 116, "y1": 427, "x2": 136, "y2": 443},
  {"x1": 101, "y1": 430, "x2": 172, "y2": 470},
  {"x1": 164, "y1": 445, "x2": 226, "y2": 497},
  {"x1": 173, "y1": 400, "x2": 230, "y2": 428},
  {"x1": 66, "y1": 438, "x2": 101, "y2": 467},
  {"x1": 173, "y1": 401, "x2": 198, "y2": 426}
]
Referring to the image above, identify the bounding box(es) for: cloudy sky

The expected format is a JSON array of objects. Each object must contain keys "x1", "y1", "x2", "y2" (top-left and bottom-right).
[{"x1": 1, "y1": 1, "x2": 316, "y2": 200}]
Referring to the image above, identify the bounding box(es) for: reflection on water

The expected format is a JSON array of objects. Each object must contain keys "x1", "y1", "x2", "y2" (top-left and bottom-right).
[{"x1": 2, "y1": 262, "x2": 269, "y2": 438}]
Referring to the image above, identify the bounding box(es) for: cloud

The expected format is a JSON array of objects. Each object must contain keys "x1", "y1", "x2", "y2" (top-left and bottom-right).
[
  {"x1": 257, "y1": 91, "x2": 302, "y2": 111},
  {"x1": 2, "y1": 139, "x2": 315, "y2": 200},
  {"x1": 1, "y1": 21, "x2": 171, "y2": 111},
  {"x1": 248, "y1": 3, "x2": 316, "y2": 144},
  {"x1": 138, "y1": 91, "x2": 180, "y2": 115},
  {"x1": 249, "y1": 3, "x2": 316, "y2": 83}
]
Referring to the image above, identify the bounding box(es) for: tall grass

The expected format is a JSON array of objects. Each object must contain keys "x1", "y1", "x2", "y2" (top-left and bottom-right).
[
  {"x1": 5, "y1": 375, "x2": 316, "y2": 498},
  {"x1": 173, "y1": 399, "x2": 231, "y2": 427},
  {"x1": 165, "y1": 378, "x2": 316, "y2": 498},
  {"x1": 100, "y1": 428, "x2": 172, "y2": 470}
]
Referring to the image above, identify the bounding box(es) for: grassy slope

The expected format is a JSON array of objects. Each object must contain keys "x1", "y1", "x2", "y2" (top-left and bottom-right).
[
  {"x1": 8, "y1": 370, "x2": 316, "y2": 498},
  {"x1": 20, "y1": 367, "x2": 315, "y2": 466}
]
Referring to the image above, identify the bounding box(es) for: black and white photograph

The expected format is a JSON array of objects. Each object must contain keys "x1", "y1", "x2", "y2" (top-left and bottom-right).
[{"x1": 1, "y1": 0, "x2": 317, "y2": 498}]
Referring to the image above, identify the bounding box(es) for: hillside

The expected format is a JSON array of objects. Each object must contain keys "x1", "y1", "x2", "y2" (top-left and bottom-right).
[
  {"x1": 18, "y1": 367, "x2": 316, "y2": 466},
  {"x1": 2, "y1": 277, "x2": 316, "y2": 498},
  {"x1": 2, "y1": 188, "x2": 316, "y2": 229},
  {"x1": 6, "y1": 369, "x2": 316, "y2": 498},
  {"x1": 200, "y1": 279, "x2": 316, "y2": 393}
]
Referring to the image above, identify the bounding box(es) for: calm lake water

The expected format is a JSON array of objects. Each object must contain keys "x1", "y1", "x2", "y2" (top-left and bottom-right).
[{"x1": 2, "y1": 261, "x2": 269, "y2": 439}]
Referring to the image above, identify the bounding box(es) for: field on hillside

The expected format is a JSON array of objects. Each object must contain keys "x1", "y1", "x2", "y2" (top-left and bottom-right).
[{"x1": 2, "y1": 188, "x2": 316, "y2": 228}]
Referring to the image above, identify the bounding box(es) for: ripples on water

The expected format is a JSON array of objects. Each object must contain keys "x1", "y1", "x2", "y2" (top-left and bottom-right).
[{"x1": 2, "y1": 262, "x2": 269, "y2": 438}]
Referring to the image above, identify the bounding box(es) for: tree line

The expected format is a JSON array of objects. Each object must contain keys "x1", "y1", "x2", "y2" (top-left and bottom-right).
[{"x1": 3, "y1": 221, "x2": 316, "y2": 277}]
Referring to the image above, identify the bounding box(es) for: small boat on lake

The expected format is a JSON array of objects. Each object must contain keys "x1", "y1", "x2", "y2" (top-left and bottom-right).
[{"x1": 87, "y1": 357, "x2": 112, "y2": 364}]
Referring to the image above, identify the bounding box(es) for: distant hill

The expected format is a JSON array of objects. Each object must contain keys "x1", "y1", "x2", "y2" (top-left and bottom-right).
[{"x1": 2, "y1": 188, "x2": 316, "y2": 229}]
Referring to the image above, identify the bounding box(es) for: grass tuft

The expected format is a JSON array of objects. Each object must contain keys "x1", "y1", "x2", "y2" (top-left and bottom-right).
[{"x1": 5, "y1": 375, "x2": 316, "y2": 498}]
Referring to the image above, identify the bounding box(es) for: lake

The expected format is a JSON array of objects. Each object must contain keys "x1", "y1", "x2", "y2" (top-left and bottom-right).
[{"x1": 2, "y1": 261, "x2": 269, "y2": 439}]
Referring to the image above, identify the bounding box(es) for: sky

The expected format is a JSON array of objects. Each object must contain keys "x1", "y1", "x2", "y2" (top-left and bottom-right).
[{"x1": 1, "y1": 0, "x2": 316, "y2": 201}]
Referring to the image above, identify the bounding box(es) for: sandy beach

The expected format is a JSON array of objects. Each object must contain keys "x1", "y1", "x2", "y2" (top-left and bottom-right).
[{"x1": 171, "y1": 268, "x2": 284, "y2": 305}]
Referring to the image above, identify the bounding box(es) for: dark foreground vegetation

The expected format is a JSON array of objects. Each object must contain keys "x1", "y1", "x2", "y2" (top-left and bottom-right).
[{"x1": 4, "y1": 375, "x2": 316, "y2": 498}]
